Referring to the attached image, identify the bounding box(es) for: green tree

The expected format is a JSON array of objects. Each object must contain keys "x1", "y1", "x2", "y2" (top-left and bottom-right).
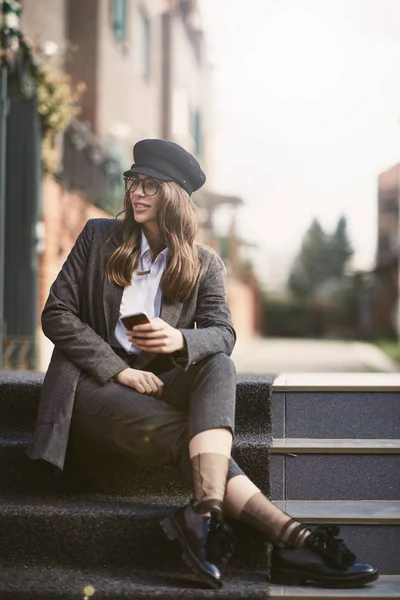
[
  {"x1": 288, "y1": 216, "x2": 354, "y2": 299},
  {"x1": 288, "y1": 219, "x2": 329, "y2": 298},
  {"x1": 327, "y1": 216, "x2": 354, "y2": 278}
]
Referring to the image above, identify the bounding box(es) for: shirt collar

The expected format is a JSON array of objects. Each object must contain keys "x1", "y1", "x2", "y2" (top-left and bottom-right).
[{"x1": 140, "y1": 231, "x2": 169, "y2": 261}]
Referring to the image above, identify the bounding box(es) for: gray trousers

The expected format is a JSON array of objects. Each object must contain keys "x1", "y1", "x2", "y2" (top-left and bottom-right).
[{"x1": 70, "y1": 352, "x2": 244, "y2": 485}]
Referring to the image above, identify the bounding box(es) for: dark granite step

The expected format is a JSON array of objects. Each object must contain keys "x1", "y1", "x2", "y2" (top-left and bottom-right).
[
  {"x1": 0, "y1": 433, "x2": 271, "y2": 498},
  {"x1": 0, "y1": 565, "x2": 269, "y2": 599},
  {"x1": 269, "y1": 442, "x2": 400, "y2": 500},
  {"x1": 0, "y1": 372, "x2": 273, "y2": 437},
  {"x1": 273, "y1": 500, "x2": 400, "y2": 575},
  {"x1": 271, "y1": 390, "x2": 400, "y2": 439},
  {"x1": 0, "y1": 495, "x2": 269, "y2": 573},
  {"x1": 269, "y1": 576, "x2": 400, "y2": 599}
]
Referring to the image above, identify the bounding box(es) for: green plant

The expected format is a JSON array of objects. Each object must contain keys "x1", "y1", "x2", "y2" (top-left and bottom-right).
[
  {"x1": 374, "y1": 340, "x2": 400, "y2": 364},
  {"x1": 35, "y1": 66, "x2": 85, "y2": 174}
]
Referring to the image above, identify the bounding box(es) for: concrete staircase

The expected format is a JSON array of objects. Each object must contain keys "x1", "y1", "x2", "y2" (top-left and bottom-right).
[
  {"x1": 269, "y1": 373, "x2": 400, "y2": 598},
  {"x1": 1, "y1": 370, "x2": 399, "y2": 598},
  {"x1": 0, "y1": 371, "x2": 273, "y2": 599}
]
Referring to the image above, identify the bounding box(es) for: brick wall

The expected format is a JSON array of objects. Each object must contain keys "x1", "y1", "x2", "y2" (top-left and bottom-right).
[{"x1": 226, "y1": 277, "x2": 259, "y2": 341}]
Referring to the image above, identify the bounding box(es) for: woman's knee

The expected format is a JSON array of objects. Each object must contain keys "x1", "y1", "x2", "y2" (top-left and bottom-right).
[{"x1": 196, "y1": 352, "x2": 236, "y2": 377}]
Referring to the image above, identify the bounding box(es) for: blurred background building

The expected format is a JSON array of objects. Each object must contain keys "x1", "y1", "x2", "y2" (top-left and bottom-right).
[
  {"x1": 375, "y1": 164, "x2": 400, "y2": 339},
  {"x1": 1, "y1": 0, "x2": 261, "y2": 370}
]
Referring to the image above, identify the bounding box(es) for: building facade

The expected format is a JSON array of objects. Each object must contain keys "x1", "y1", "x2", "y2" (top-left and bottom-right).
[
  {"x1": 375, "y1": 164, "x2": 400, "y2": 338},
  {"x1": 20, "y1": 0, "x2": 67, "y2": 74},
  {"x1": 15, "y1": 0, "x2": 261, "y2": 369},
  {"x1": 65, "y1": 0, "x2": 210, "y2": 176}
]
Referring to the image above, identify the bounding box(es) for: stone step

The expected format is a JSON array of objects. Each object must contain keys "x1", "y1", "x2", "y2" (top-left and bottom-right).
[
  {"x1": 0, "y1": 566, "x2": 397, "y2": 599},
  {"x1": 0, "y1": 496, "x2": 397, "y2": 575},
  {"x1": 0, "y1": 495, "x2": 268, "y2": 573},
  {"x1": 0, "y1": 565, "x2": 269, "y2": 599},
  {"x1": 0, "y1": 433, "x2": 270, "y2": 498},
  {"x1": 269, "y1": 575, "x2": 400, "y2": 599},
  {"x1": 272, "y1": 389, "x2": 400, "y2": 439},
  {"x1": 0, "y1": 371, "x2": 274, "y2": 437},
  {"x1": 273, "y1": 500, "x2": 400, "y2": 575},
  {"x1": 270, "y1": 439, "x2": 400, "y2": 501}
]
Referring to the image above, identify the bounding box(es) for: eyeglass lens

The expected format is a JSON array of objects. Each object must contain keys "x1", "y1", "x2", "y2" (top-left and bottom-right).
[{"x1": 125, "y1": 177, "x2": 160, "y2": 196}]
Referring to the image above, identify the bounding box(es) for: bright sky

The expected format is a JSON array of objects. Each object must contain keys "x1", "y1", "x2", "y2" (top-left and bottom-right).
[{"x1": 199, "y1": 0, "x2": 400, "y2": 287}]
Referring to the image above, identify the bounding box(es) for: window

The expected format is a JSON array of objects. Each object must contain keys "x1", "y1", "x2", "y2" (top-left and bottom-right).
[
  {"x1": 139, "y1": 7, "x2": 151, "y2": 79},
  {"x1": 193, "y1": 110, "x2": 202, "y2": 157},
  {"x1": 110, "y1": 0, "x2": 127, "y2": 42}
]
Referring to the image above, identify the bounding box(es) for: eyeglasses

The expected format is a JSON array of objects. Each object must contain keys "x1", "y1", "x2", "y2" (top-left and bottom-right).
[{"x1": 124, "y1": 176, "x2": 161, "y2": 197}]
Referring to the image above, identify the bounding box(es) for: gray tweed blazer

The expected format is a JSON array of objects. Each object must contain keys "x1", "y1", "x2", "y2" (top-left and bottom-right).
[{"x1": 26, "y1": 218, "x2": 236, "y2": 470}]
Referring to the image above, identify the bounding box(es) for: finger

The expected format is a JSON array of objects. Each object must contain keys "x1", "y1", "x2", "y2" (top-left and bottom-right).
[
  {"x1": 152, "y1": 375, "x2": 164, "y2": 388},
  {"x1": 129, "y1": 338, "x2": 158, "y2": 348},
  {"x1": 133, "y1": 339, "x2": 169, "y2": 349},
  {"x1": 129, "y1": 341, "x2": 165, "y2": 353},
  {"x1": 131, "y1": 380, "x2": 146, "y2": 394},
  {"x1": 140, "y1": 370, "x2": 163, "y2": 385},
  {"x1": 154, "y1": 387, "x2": 163, "y2": 399},
  {"x1": 132, "y1": 322, "x2": 164, "y2": 333},
  {"x1": 142, "y1": 384, "x2": 154, "y2": 395},
  {"x1": 152, "y1": 379, "x2": 164, "y2": 399},
  {"x1": 150, "y1": 374, "x2": 164, "y2": 393},
  {"x1": 128, "y1": 337, "x2": 155, "y2": 347},
  {"x1": 130, "y1": 330, "x2": 168, "y2": 340},
  {"x1": 144, "y1": 375, "x2": 160, "y2": 396},
  {"x1": 132, "y1": 372, "x2": 151, "y2": 394},
  {"x1": 142, "y1": 371, "x2": 158, "y2": 394},
  {"x1": 134, "y1": 344, "x2": 168, "y2": 355}
]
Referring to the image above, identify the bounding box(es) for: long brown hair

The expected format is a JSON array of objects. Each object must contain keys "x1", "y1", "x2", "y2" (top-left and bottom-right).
[{"x1": 106, "y1": 181, "x2": 202, "y2": 302}]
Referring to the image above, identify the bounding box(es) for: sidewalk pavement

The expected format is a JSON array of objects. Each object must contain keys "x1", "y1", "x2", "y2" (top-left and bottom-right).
[
  {"x1": 38, "y1": 333, "x2": 400, "y2": 375},
  {"x1": 231, "y1": 337, "x2": 400, "y2": 374}
]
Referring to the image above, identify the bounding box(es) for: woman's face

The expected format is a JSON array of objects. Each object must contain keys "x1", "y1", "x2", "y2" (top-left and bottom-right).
[{"x1": 125, "y1": 174, "x2": 162, "y2": 225}]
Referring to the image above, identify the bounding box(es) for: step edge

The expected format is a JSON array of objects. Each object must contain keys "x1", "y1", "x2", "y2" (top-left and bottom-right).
[
  {"x1": 273, "y1": 373, "x2": 400, "y2": 392},
  {"x1": 273, "y1": 500, "x2": 400, "y2": 524},
  {"x1": 271, "y1": 438, "x2": 400, "y2": 454},
  {"x1": 268, "y1": 574, "x2": 400, "y2": 599},
  {"x1": 1, "y1": 499, "x2": 400, "y2": 523}
]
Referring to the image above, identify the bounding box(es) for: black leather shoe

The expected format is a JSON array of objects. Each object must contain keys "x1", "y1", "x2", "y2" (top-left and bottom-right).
[
  {"x1": 160, "y1": 504, "x2": 235, "y2": 589},
  {"x1": 270, "y1": 525, "x2": 379, "y2": 588}
]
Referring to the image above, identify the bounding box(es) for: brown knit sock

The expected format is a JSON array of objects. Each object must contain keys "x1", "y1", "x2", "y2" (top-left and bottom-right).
[
  {"x1": 191, "y1": 453, "x2": 229, "y2": 515},
  {"x1": 238, "y1": 492, "x2": 310, "y2": 548}
]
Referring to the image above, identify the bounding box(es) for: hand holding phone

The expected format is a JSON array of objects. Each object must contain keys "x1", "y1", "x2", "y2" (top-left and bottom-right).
[
  {"x1": 121, "y1": 312, "x2": 151, "y2": 330},
  {"x1": 123, "y1": 315, "x2": 185, "y2": 355}
]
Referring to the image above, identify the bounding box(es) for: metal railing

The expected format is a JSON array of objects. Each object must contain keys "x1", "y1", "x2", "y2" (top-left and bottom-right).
[
  {"x1": 4, "y1": 335, "x2": 36, "y2": 369},
  {"x1": 58, "y1": 119, "x2": 123, "y2": 215}
]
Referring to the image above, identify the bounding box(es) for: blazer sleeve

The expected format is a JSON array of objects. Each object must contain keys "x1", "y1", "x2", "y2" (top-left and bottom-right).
[
  {"x1": 178, "y1": 252, "x2": 236, "y2": 367},
  {"x1": 41, "y1": 220, "x2": 128, "y2": 385}
]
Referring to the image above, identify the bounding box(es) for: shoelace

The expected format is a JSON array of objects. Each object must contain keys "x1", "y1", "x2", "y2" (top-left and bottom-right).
[
  {"x1": 305, "y1": 524, "x2": 356, "y2": 571},
  {"x1": 205, "y1": 511, "x2": 236, "y2": 569}
]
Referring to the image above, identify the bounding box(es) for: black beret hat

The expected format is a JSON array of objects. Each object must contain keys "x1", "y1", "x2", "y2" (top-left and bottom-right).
[{"x1": 123, "y1": 139, "x2": 206, "y2": 196}]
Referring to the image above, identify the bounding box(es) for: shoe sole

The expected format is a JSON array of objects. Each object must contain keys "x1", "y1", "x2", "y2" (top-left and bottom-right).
[
  {"x1": 160, "y1": 515, "x2": 223, "y2": 589},
  {"x1": 270, "y1": 567, "x2": 380, "y2": 588}
]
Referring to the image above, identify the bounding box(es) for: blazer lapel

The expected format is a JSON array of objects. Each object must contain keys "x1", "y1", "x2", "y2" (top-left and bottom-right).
[
  {"x1": 134, "y1": 295, "x2": 183, "y2": 370},
  {"x1": 103, "y1": 279, "x2": 124, "y2": 342},
  {"x1": 160, "y1": 296, "x2": 183, "y2": 328},
  {"x1": 103, "y1": 224, "x2": 124, "y2": 341}
]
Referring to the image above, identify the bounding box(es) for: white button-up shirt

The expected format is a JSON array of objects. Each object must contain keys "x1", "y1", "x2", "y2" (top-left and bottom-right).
[{"x1": 113, "y1": 232, "x2": 169, "y2": 355}]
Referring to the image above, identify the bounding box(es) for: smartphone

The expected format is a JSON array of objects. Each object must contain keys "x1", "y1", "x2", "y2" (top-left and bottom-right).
[{"x1": 121, "y1": 312, "x2": 151, "y2": 330}]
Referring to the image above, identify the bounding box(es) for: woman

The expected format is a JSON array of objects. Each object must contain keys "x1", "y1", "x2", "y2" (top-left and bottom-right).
[{"x1": 27, "y1": 139, "x2": 378, "y2": 590}]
